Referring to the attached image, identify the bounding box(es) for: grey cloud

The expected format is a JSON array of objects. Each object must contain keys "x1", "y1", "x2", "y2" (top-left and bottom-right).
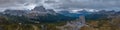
[
  {"x1": 44, "y1": 0, "x2": 120, "y2": 11},
  {"x1": 0, "y1": 0, "x2": 120, "y2": 11},
  {"x1": 0, "y1": 0, "x2": 43, "y2": 10}
]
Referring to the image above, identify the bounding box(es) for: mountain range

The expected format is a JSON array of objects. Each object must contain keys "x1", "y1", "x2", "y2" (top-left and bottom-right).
[
  {"x1": 0, "y1": 5, "x2": 120, "y2": 23},
  {"x1": 0, "y1": 6, "x2": 77, "y2": 23}
]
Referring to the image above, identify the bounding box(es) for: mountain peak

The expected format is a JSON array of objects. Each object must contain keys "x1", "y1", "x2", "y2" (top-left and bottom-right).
[{"x1": 32, "y1": 6, "x2": 47, "y2": 12}]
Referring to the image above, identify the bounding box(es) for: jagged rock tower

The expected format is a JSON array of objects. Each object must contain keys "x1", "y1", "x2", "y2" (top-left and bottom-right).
[{"x1": 78, "y1": 16, "x2": 86, "y2": 24}]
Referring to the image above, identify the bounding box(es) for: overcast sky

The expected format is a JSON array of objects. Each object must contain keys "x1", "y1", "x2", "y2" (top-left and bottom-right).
[{"x1": 0, "y1": 0, "x2": 120, "y2": 11}]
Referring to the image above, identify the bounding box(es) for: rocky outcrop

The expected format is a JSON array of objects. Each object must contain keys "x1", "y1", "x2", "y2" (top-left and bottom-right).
[{"x1": 56, "y1": 16, "x2": 86, "y2": 30}]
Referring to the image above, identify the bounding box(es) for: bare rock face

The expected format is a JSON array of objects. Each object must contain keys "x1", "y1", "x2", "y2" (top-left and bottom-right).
[
  {"x1": 31, "y1": 6, "x2": 56, "y2": 15},
  {"x1": 32, "y1": 6, "x2": 47, "y2": 12},
  {"x1": 56, "y1": 16, "x2": 86, "y2": 30},
  {"x1": 26, "y1": 6, "x2": 57, "y2": 18},
  {"x1": 47, "y1": 9, "x2": 57, "y2": 15},
  {"x1": 30, "y1": 6, "x2": 48, "y2": 16}
]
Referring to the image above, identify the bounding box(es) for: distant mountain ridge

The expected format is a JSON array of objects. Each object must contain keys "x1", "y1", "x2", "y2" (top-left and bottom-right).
[
  {"x1": 1, "y1": 5, "x2": 120, "y2": 23},
  {"x1": 57, "y1": 9, "x2": 120, "y2": 20},
  {"x1": 0, "y1": 6, "x2": 77, "y2": 23},
  {"x1": 3, "y1": 6, "x2": 56, "y2": 16},
  {"x1": 58, "y1": 10, "x2": 93, "y2": 17}
]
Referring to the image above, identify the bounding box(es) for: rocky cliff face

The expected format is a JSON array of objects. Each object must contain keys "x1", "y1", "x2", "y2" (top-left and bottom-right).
[
  {"x1": 26, "y1": 6, "x2": 57, "y2": 17},
  {"x1": 32, "y1": 6, "x2": 47, "y2": 12}
]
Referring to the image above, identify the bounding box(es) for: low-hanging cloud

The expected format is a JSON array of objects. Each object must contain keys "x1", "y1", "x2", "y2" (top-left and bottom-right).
[
  {"x1": 0, "y1": 0, "x2": 42, "y2": 10},
  {"x1": 0, "y1": 0, "x2": 120, "y2": 11}
]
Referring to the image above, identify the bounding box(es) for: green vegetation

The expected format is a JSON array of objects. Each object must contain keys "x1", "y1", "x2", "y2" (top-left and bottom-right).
[
  {"x1": 80, "y1": 17, "x2": 120, "y2": 30},
  {"x1": 0, "y1": 16, "x2": 67, "y2": 30}
]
